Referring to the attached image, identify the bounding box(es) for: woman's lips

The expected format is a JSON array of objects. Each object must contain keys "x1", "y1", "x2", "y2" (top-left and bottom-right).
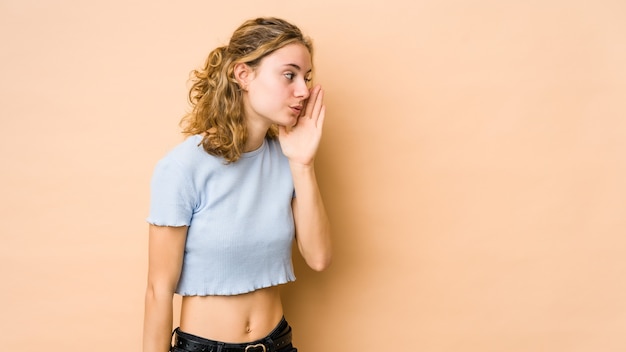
[{"x1": 290, "y1": 105, "x2": 302, "y2": 115}]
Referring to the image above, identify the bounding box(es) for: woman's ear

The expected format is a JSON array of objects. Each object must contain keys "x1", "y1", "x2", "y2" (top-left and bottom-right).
[{"x1": 233, "y1": 63, "x2": 252, "y2": 91}]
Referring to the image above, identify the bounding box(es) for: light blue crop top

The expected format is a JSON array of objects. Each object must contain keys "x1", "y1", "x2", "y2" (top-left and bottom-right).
[{"x1": 147, "y1": 135, "x2": 296, "y2": 296}]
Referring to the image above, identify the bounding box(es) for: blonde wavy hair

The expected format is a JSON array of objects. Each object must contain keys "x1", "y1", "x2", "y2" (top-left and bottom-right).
[{"x1": 180, "y1": 17, "x2": 314, "y2": 163}]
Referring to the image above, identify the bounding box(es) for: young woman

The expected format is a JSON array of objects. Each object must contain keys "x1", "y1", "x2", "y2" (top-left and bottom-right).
[{"x1": 143, "y1": 17, "x2": 331, "y2": 352}]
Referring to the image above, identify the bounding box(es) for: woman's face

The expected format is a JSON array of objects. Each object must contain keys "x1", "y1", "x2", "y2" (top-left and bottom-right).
[{"x1": 243, "y1": 43, "x2": 312, "y2": 128}]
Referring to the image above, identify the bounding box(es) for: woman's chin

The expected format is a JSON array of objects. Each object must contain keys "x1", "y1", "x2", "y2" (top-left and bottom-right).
[{"x1": 277, "y1": 117, "x2": 298, "y2": 128}]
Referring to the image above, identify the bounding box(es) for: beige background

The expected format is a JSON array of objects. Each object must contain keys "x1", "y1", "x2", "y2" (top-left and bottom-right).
[{"x1": 1, "y1": 0, "x2": 625, "y2": 351}]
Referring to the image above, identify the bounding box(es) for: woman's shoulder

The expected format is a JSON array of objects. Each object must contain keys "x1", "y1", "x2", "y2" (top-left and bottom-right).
[{"x1": 156, "y1": 135, "x2": 221, "y2": 171}]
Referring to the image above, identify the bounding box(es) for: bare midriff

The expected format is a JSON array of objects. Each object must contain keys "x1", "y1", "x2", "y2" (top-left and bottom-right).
[{"x1": 179, "y1": 286, "x2": 284, "y2": 343}]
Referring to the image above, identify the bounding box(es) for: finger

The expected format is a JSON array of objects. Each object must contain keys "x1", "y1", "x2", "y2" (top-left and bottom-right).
[
  {"x1": 316, "y1": 104, "x2": 326, "y2": 129},
  {"x1": 303, "y1": 85, "x2": 321, "y2": 118},
  {"x1": 310, "y1": 88, "x2": 324, "y2": 123}
]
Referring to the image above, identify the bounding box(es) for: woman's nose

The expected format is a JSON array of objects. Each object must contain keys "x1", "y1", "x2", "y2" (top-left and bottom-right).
[{"x1": 295, "y1": 79, "x2": 310, "y2": 99}]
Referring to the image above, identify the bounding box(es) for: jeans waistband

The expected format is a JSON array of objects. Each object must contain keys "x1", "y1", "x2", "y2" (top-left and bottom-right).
[{"x1": 172, "y1": 317, "x2": 292, "y2": 352}]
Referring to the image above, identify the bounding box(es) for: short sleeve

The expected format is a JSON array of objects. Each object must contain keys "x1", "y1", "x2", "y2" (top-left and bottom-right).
[{"x1": 146, "y1": 157, "x2": 196, "y2": 226}]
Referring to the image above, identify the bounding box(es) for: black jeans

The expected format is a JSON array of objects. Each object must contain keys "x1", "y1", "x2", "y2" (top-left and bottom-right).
[{"x1": 171, "y1": 317, "x2": 297, "y2": 352}]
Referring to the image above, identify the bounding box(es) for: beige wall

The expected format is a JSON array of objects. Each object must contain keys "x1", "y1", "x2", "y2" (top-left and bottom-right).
[{"x1": 1, "y1": 1, "x2": 625, "y2": 351}]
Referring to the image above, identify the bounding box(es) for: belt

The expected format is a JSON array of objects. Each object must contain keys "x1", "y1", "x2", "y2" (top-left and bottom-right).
[{"x1": 173, "y1": 323, "x2": 292, "y2": 352}]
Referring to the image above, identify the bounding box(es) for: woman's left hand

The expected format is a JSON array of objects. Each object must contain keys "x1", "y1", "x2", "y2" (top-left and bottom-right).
[{"x1": 278, "y1": 85, "x2": 326, "y2": 166}]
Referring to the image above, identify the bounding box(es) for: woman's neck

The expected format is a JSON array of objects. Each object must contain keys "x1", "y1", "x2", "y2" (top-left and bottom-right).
[{"x1": 244, "y1": 119, "x2": 270, "y2": 152}]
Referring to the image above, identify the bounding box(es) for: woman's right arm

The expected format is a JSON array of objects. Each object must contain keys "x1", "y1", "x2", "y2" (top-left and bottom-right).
[{"x1": 143, "y1": 224, "x2": 188, "y2": 352}]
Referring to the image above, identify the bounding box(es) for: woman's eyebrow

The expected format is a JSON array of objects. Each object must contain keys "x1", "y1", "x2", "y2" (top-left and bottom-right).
[{"x1": 283, "y1": 63, "x2": 312, "y2": 73}]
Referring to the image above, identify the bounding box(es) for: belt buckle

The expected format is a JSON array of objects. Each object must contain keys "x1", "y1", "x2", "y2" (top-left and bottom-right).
[{"x1": 244, "y1": 343, "x2": 266, "y2": 352}]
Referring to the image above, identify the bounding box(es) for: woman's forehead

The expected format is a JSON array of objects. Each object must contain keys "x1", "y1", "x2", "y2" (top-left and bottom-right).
[{"x1": 261, "y1": 43, "x2": 312, "y2": 71}]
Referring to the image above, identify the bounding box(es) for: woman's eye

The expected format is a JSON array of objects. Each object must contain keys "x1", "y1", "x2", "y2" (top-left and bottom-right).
[{"x1": 284, "y1": 72, "x2": 295, "y2": 80}]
